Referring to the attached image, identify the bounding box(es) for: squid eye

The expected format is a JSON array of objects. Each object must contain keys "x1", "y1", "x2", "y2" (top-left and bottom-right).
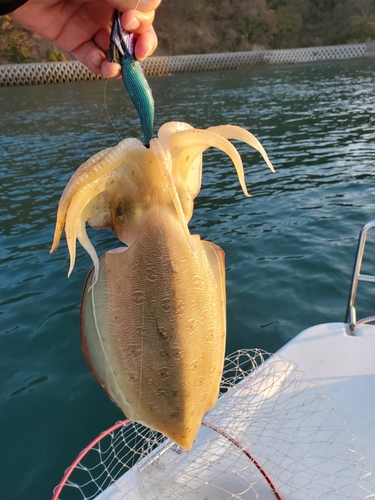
[{"x1": 116, "y1": 198, "x2": 134, "y2": 220}]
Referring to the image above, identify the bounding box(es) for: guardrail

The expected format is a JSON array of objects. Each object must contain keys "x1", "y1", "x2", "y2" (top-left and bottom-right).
[
  {"x1": 345, "y1": 220, "x2": 375, "y2": 335},
  {"x1": 0, "y1": 43, "x2": 369, "y2": 87}
]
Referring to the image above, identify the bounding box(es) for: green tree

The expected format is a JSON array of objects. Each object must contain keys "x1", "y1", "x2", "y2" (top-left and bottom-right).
[
  {"x1": 273, "y1": 4, "x2": 303, "y2": 48},
  {"x1": 349, "y1": 0, "x2": 375, "y2": 39}
]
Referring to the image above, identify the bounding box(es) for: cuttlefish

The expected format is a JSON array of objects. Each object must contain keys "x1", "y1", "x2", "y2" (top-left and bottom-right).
[{"x1": 50, "y1": 121, "x2": 274, "y2": 450}]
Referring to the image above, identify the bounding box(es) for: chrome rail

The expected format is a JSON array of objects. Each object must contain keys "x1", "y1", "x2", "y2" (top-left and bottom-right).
[{"x1": 345, "y1": 220, "x2": 375, "y2": 334}]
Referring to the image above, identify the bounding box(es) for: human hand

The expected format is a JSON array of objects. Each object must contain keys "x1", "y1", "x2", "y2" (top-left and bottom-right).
[{"x1": 10, "y1": 0, "x2": 161, "y2": 78}]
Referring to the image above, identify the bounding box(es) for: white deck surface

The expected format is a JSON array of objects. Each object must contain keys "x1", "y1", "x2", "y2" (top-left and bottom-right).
[
  {"x1": 278, "y1": 322, "x2": 375, "y2": 473},
  {"x1": 96, "y1": 322, "x2": 375, "y2": 499}
]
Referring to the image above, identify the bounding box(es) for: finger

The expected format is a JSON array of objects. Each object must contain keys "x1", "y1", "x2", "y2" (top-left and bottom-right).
[
  {"x1": 93, "y1": 29, "x2": 122, "y2": 79},
  {"x1": 71, "y1": 41, "x2": 106, "y2": 75},
  {"x1": 93, "y1": 27, "x2": 112, "y2": 53},
  {"x1": 101, "y1": 60, "x2": 122, "y2": 79},
  {"x1": 113, "y1": 0, "x2": 161, "y2": 13},
  {"x1": 134, "y1": 26, "x2": 158, "y2": 60},
  {"x1": 121, "y1": 9, "x2": 155, "y2": 34}
]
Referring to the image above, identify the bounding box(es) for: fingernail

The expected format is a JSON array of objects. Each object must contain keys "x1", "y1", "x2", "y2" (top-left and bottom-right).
[
  {"x1": 110, "y1": 65, "x2": 122, "y2": 79},
  {"x1": 126, "y1": 17, "x2": 141, "y2": 31},
  {"x1": 143, "y1": 43, "x2": 154, "y2": 60},
  {"x1": 92, "y1": 53, "x2": 104, "y2": 68}
]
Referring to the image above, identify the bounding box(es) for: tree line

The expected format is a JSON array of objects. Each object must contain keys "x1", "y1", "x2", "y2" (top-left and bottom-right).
[
  {"x1": 154, "y1": 0, "x2": 375, "y2": 55},
  {"x1": 1, "y1": 0, "x2": 375, "y2": 63}
]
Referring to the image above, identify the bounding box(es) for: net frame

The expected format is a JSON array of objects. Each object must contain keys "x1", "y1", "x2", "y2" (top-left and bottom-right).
[
  {"x1": 201, "y1": 421, "x2": 282, "y2": 500},
  {"x1": 52, "y1": 419, "x2": 130, "y2": 500}
]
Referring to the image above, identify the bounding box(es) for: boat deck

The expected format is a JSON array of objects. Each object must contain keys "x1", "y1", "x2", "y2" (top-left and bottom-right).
[{"x1": 278, "y1": 321, "x2": 375, "y2": 473}]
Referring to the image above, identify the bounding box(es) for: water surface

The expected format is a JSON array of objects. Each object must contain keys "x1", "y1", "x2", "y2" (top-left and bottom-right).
[{"x1": 1, "y1": 57, "x2": 375, "y2": 499}]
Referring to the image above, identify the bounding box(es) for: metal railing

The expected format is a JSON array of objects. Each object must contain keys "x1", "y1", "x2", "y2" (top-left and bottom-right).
[{"x1": 345, "y1": 220, "x2": 375, "y2": 334}]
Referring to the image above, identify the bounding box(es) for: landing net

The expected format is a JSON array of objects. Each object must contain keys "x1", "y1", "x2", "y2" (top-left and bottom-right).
[{"x1": 52, "y1": 349, "x2": 374, "y2": 499}]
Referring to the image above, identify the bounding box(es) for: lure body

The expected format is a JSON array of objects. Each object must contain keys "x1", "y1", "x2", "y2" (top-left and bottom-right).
[
  {"x1": 109, "y1": 10, "x2": 154, "y2": 146},
  {"x1": 121, "y1": 56, "x2": 154, "y2": 146}
]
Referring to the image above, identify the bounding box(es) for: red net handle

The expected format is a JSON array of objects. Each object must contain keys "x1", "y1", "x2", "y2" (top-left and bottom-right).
[{"x1": 202, "y1": 422, "x2": 283, "y2": 500}]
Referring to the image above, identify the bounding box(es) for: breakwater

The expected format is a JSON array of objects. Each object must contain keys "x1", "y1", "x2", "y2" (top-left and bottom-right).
[{"x1": 0, "y1": 42, "x2": 372, "y2": 87}]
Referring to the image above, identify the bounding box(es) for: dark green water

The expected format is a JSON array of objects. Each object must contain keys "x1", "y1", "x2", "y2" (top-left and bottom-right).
[{"x1": 1, "y1": 57, "x2": 375, "y2": 500}]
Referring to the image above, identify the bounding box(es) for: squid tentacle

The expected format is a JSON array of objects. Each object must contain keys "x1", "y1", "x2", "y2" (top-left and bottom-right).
[
  {"x1": 51, "y1": 122, "x2": 275, "y2": 280},
  {"x1": 65, "y1": 177, "x2": 109, "y2": 279},
  {"x1": 207, "y1": 125, "x2": 275, "y2": 173},
  {"x1": 51, "y1": 138, "x2": 143, "y2": 253},
  {"x1": 149, "y1": 138, "x2": 194, "y2": 249},
  {"x1": 169, "y1": 128, "x2": 251, "y2": 198}
]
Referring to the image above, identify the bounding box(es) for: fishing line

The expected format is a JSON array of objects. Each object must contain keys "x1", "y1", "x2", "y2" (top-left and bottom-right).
[
  {"x1": 104, "y1": 78, "x2": 124, "y2": 141},
  {"x1": 104, "y1": 2, "x2": 143, "y2": 141},
  {"x1": 137, "y1": 294, "x2": 145, "y2": 422},
  {"x1": 134, "y1": 0, "x2": 141, "y2": 13}
]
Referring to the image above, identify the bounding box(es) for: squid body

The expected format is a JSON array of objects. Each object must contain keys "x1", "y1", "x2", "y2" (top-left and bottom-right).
[{"x1": 51, "y1": 121, "x2": 274, "y2": 450}]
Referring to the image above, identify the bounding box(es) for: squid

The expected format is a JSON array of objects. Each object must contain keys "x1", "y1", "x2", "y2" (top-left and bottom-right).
[{"x1": 51, "y1": 121, "x2": 274, "y2": 450}]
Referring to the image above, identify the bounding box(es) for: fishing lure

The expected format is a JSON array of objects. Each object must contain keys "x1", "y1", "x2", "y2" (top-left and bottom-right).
[{"x1": 108, "y1": 9, "x2": 154, "y2": 146}]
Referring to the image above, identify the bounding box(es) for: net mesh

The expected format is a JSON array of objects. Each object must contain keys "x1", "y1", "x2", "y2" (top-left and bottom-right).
[{"x1": 52, "y1": 349, "x2": 374, "y2": 500}]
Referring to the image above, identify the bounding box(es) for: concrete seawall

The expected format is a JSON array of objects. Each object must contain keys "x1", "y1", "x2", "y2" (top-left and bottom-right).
[
  {"x1": 365, "y1": 41, "x2": 375, "y2": 55},
  {"x1": 0, "y1": 42, "x2": 370, "y2": 87}
]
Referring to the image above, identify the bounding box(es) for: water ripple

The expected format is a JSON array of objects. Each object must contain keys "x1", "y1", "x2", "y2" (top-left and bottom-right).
[{"x1": 1, "y1": 58, "x2": 375, "y2": 500}]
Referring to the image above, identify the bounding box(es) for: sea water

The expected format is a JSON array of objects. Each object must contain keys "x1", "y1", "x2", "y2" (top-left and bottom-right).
[{"x1": 1, "y1": 57, "x2": 375, "y2": 499}]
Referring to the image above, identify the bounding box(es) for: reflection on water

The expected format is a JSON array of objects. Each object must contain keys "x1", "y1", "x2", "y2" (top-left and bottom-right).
[{"x1": 1, "y1": 57, "x2": 375, "y2": 499}]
